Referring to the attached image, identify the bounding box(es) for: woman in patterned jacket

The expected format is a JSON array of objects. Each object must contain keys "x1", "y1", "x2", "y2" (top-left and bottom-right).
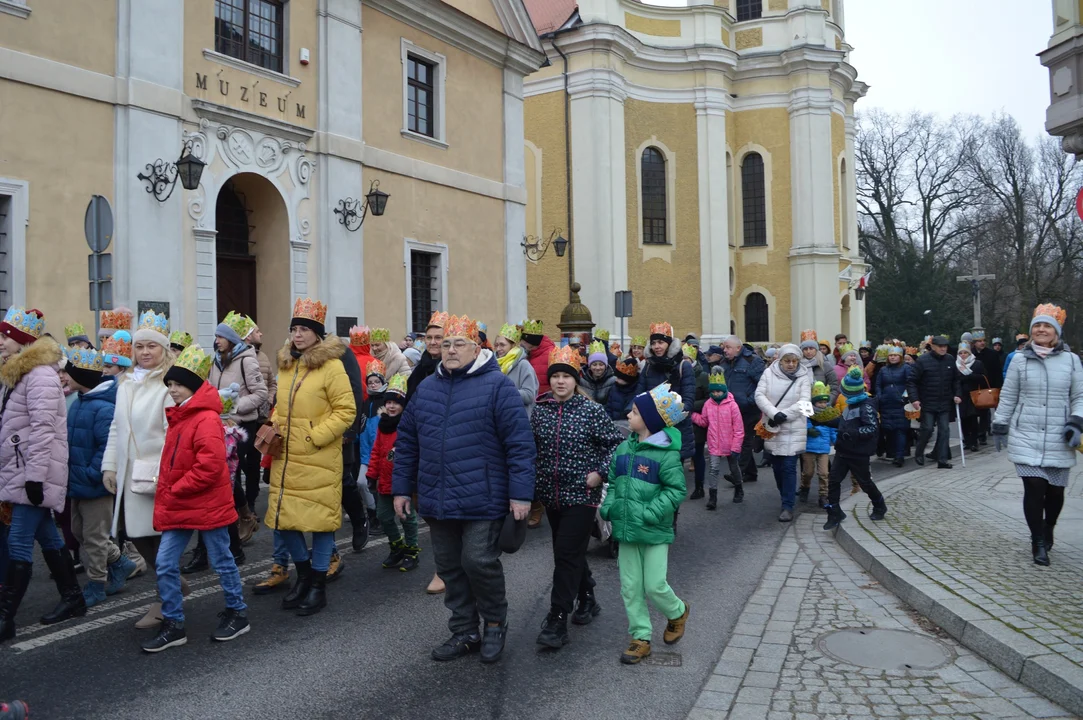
[{"x1": 530, "y1": 345, "x2": 623, "y2": 651}]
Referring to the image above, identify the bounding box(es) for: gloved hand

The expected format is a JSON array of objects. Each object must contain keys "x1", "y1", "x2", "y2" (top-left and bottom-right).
[
  {"x1": 807, "y1": 428, "x2": 821, "y2": 438},
  {"x1": 24, "y1": 481, "x2": 43, "y2": 506},
  {"x1": 103, "y1": 471, "x2": 117, "y2": 494},
  {"x1": 1065, "y1": 424, "x2": 1083, "y2": 449},
  {"x1": 994, "y1": 433, "x2": 1007, "y2": 452},
  {"x1": 772, "y1": 412, "x2": 787, "y2": 425}
]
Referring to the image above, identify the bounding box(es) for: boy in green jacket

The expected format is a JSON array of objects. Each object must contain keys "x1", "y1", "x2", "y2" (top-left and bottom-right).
[{"x1": 601, "y1": 382, "x2": 691, "y2": 665}]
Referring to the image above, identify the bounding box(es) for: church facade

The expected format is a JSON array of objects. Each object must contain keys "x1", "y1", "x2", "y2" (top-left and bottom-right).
[{"x1": 521, "y1": 0, "x2": 867, "y2": 346}]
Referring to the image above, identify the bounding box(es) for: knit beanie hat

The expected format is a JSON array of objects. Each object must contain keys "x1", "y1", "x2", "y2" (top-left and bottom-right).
[
  {"x1": 840, "y1": 366, "x2": 865, "y2": 396},
  {"x1": 708, "y1": 366, "x2": 727, "y2": 392},
  {"x1": 632, "y1": 382, "x2": 686, "y2": 435},
  {"x1": 587, "y1": 341, "x2": 608, "y2": 367},
  {"x1": 1031, "y1": 303, "x2": 1066, "y2": 336},
  {"x1": 811, "y1": 381, "x2": 830, "y2": 403}
]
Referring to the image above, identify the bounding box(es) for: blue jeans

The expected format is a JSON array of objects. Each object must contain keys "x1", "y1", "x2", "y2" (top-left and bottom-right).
[
  {"x1": 157, "y1": 527, "x2": 246, "y2": 622},
  {"x1": 772, "y1": 455, "x2": 798, "y2": 511},
  {"x1": 276, "y1": 529, "x2": 334, "y2": 572},
  {"x1": 7, "y1": 503, "x2": 65, "y2": 562},
  {"x1": 0, "y1": 522, "x2": 8, "y2": 582}
]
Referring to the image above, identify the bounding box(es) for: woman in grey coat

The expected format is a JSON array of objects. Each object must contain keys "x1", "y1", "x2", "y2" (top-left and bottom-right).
[
  {"x1": 993, "y1": 304, "x2": 1083, "y2": 566},
  {"x1": 494, "y1": 323, "x2": 539, "y2": 413}
]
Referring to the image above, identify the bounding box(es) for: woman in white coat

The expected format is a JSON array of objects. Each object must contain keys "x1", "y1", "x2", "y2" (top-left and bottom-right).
[
  {"x1": 755, "y1": 343, "x2": 812, "y2": 523},
  {"x1": 102, "y1": 311, "x2": 174, "y2": 628},
  {"x1": 993, "y1": 304, "x2": 1083, "y2": 566}
]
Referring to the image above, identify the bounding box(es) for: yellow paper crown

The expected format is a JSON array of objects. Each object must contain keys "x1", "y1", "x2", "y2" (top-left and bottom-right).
[
  {"x1": 349, "y1": 326, "x2": 370, "y2": 347},
  {"x1": 175, "y1": 344, "x2": 212, "y2": 381},
  {"x1": 443, "y1": 314, "x2": 480, "y2": 342},
  {"x1": 222, "y1": 311, "x2": 257, "y2": 340},
  {"x1": 499, "y1": 323, "x2": 522, "y2": 344},
  {"x1": 365, "y1": 359, "x2": 386, "y2": 378},
  {"x1": 292, "y1": 297, "x2": 327, "y2": 326},
  {"x1": 1033, "y1": 303, "x2": 1067, "y2": 327},
  {"x1": 682, "y1": 344, "x2": 698, "y2": 361},
  {"x1": 709, "y1": 368, "x2": 726, "y2": 386},
  {"x1": 64, "y1": 323, "x2": 88, "y2": 341},
  {"x1": 595, "y1": 329, "x2": 610, "y2": 342},
  {"x1": 370, "y1": 327, "x2": 391, "y2": 343},
  {"x1": 548, "y1": 344, "x2": 582, "y2": 372},
  {"x1": 522, "y1": 319, "x2": 544, "y2": 336},
  {"x1": 588, "y1": 340, "x2": 607, "y2": 356},
  {"x1": 649, "y1": 322, "x2": 674, "y2": 339},
  {"x1": 427, "y1": 310, "x2": 450, "y2": 329},
  {"x1": 99, "y1": 307, "x2": 133, "y2": 333},
  {"x1": 800, "y1": 329, "x2": 817, "y2": 343},
  {"x1": 631, "y1": 335, "x2": 647, "y2": 348},
  {"x1": 386, "y1": 373, "x2": 408, "y2": 397},
  {"x1": 169, "y1": 330, "x2": 193, "y2": 349}
]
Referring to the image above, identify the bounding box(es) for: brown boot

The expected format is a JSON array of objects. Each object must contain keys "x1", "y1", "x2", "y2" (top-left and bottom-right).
[
  {"x1": 663, "y1": 602, "x2": 690, "y2": 645},
  {"x1": 620, "y1": 639, "x2": 652, "y2": 665},
  {"x1": 527, "y1": 501, "x2": 545, "y2": 530},
  {"x1": 253, "y1": 564, "x2": 290, "y2": 595},
  {"x1": 237, "y1": 506, "x2": 259, "y2": 545}
]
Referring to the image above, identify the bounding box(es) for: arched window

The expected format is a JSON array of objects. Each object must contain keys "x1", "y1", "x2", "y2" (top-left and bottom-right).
[
  {"x1": 744, "y1": 292, "x2": 769, "y2": 342},
  {"x1": 741, "y1": 153, "x2": 767, "y2": 247},
  {"x1": 641, "y1": 147, "x2": 667, "y2": 245}
]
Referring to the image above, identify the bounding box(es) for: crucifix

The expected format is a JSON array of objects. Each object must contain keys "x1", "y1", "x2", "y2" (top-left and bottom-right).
[{"x1": 956, "y1": 258, "x2": 996, "y2": 329}]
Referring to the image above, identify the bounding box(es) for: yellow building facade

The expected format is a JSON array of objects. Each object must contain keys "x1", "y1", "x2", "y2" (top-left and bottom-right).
[
  {"x1": 0, "y1": 0, "x2": 541, "y2": 351},
  {"x1": 522, "y1": 0, "x2": 866, "y2": 346}
]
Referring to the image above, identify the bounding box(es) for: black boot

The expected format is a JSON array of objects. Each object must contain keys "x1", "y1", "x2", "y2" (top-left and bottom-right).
[
  {"x1": 180, "y1": 543, "x2": 208, "y2": 574},
  {"x1": 822, "y1": 504, "x2": 847, "y2": 531},
  {"x1": 733, "y1": 484, "x2": 744, "y2": 503},
  {"x1": 536, "y1": 610, "x2": 569, "y2": 649},
  {"x1": 869, "y1": 501, "x2": 887, "y2": 521},
  {"x1": 797, "y1": 487, "x2": 809, "y2": 502},
  {"x1": 282, "y1": 560, "x2": 312, "y2": 610},
  {"x1": 296, "y1": 570, "x2": 327, "y2": 616},
  {"x1": 706, "y1": 489, "x2": 717, "y2": 510},
  {"x1": 367, "y1": 507, "x2": 384, "y2": 537},
  {"x1": 572, "y1": 591, "x2": 601, "y2": 625},
  {"x1": 1045, "y1": 524, "x2": 1055, "y2": 552},
  {"x1": 0, "y1": 561, "x2": 33, "y2": 643},
  {"x1": 351, "y1": 514, "x2": 369, "y2": 553},
  {"x1": 690, "y1": 484, "x2": 705, "y2": 500},
  {"x1": 40, "y1": 549, "x2": 87, "y2": 625},
  {"x1": 1032, "y1": 536, "x2": 1050, "y2": 566}
]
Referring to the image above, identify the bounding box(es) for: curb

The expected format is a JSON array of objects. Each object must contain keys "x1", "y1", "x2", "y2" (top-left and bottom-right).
[{"x1": 835, "y1": 475, "x2": 1083, "y2": 717}]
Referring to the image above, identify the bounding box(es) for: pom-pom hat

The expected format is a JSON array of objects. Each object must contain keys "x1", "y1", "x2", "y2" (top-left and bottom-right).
[
  {"x1": 587, "y1": 340, "x2": 608, "y2": 366},
  {"x1": 101, "y1": 330, "x2": 133, "y2": 367},
  {"x1": 134, "y1": 310, "x2": 170, "y2": 349},
  {"x1": 547, "y1": 345, "x2": 582, "y2": 380},
  {"x1": 841, "y1": 366, "x2": 865, "y2": 396},
  {"x1": 65, "y1": 347, "x2": 105, "y2": 390},
  {"x1": 0, "y1": 307, "x2": 45, "y2": 345},
  {"x1": 1031, "y1": 303, "x2": 1067, "y2": 336},
  {"x1": 164, "y1": 344, "x2": 213, "y2": 395},
  {"x1": 291, "y1": 298, "x2": 327, "y2": 337},
  {"x1": 65, "y1": 322, "x2": 92, "y2": 347},
  {"x1": 633, "y1": 382, "x2": 687, "y2": 435}
]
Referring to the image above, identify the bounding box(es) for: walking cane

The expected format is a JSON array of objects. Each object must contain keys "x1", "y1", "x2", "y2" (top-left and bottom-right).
[{"x1": 955, "y1": 404, "x2": 966, "y2": 468}]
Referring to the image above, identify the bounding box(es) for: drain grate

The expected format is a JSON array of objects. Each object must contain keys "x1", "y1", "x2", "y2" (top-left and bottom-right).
[
  {"x1": 642, "y1": 651, "x2": 682, "y2": 667},
  {"x1": 816, "y1": 628, "x2": 954, "y2": 672}
]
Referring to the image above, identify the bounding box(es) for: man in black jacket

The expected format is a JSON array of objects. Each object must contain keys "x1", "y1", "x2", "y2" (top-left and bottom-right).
[
  {"x1": 406, "y1": 313, "x2": 446, "y2": 403},
  {"x1": 906, "y1": 336, "x2": 962, "y2": 469},
  {"x1": 721, "y1": 336, "x2": 766, "y2": 482}
]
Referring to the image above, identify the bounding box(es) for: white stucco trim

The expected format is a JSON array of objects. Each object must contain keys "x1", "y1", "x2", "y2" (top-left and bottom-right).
[
  {"x1": 0, "y1": 0, "x2": 30, "y2": 18},
  {"x1": 362, "y1": 145, "x2": 526, "y2": 204},
  {"x1": 523, "y1": 139, "x2": 543, "y2": 239},
  {"x1": 0, "y1": 177, "x2": 28, "y2": 309},
  {"x1": 836, "y1": 150, "x2": 849, "y2": 250},
  {"x1": 201, "y1": 49, "x2": 301, "y2": 88},
  {"x1": 736, "y1": 284, "x2": 777, "y2": 344},
  {"x1": 633, "y1": 136, "x2": 677, "y2": 263},
  {"x1": 403, "y1": 238, "x2": 449, "y2": 334},
  {"x1": 734, "y1": 143, "x2": 774, "y2": 253},
  {"x1": 400, "y1": 39, "x2": 448, "y2": 146}
]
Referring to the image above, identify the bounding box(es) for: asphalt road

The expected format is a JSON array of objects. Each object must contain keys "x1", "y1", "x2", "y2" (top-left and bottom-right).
[{"x1": 0, "y1": 452, "x2": 946, "y2": 720}]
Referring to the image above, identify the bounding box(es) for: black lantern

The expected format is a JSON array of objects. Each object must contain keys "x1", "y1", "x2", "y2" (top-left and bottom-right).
[
  {"x1": 137, "y1": 140, "x2": 204, "y2": 202},
  {"x1": 854, "y1": 287, "x2": 865, "y2": 301},
  {"x1": 552, "y1": 233, "x2": 568, "y2": 257},
  {"x1": 522, "y1": 229, "x2": 567, "y2": 262},
  {"x1": 335, "y1": 179, "x2": 390, "y2": 232},
  {"x1": 176, "y1": 146, "x2": 206, "y2": 191}
]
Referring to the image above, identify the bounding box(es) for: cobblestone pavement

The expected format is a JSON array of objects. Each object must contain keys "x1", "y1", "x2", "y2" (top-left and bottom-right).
[{"x1": 687, "y1": 499, "x2": 1074, "y2": 719}]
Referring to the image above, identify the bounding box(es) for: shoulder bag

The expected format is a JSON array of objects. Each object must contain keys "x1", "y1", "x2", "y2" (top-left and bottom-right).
[
  {"x1": 969, "y1": 375, "x2": 999, "y2": 411},
  {"x1": 254, "y1": 369, "x2": 310, "y2": 458},
  {"x1": 127, "y1": 387, "x2": 161, "y2": 496}
]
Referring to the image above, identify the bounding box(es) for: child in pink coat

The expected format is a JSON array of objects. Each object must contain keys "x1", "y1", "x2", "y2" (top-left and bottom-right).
[{"x1": 691, "y1": 368, "x2": 745, "y2": 508}]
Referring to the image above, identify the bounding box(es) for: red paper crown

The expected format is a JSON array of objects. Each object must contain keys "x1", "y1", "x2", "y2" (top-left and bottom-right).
[
  {"x1": 649, "y1": 322, "x2": 674, "y2": 338},
  {"x1": 101, "y1": 333, "x2": 133, "y2": 359},
  {"x1": 548, "y1": 345, "x2": 582, "y2": 372},
  {"x1": 349, "y1": 326, "x2": 370, "y2": 347},
  {"x1": 100, "y1": 307, "x2": 133, "y2": 332},
  {"x1": 292, "y1": 297, "x2": 327, "y2": 325},
  {"x1": 428, "y1": 311, "x2": 450, "y2": 329},
  {"x1": 800, "y1": 329, "x2": 817, "y2": 343},
  {"x1": 443, "y1": 314, "x2": 480, "y2": 343}
]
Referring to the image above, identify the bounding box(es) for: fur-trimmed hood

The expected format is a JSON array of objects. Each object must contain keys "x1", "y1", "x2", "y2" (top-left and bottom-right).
[
  {"x1": 0, "y1": 336, "x2": 64, "y2": 388},
  {"x1": 277, "y1": 334, "x2": 346, "y2": 372}
]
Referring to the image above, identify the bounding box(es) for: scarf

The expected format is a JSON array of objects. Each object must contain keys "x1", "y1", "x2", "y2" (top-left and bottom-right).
[
  {"x1": 956, "y1": 352, "x2": 975, "y2": 376},
  {"x1": 1032, "y1": 342, "x2": 1055, "y2": 359},
  {"x1": 710, "y1": 391, "x2": 728, "y2": 403},
  {"x1": 131, "y1": 366, "x2": 150, "y2": 383},
  {"x1": 214, "y1": 342, "x2": 250, "y2": 371},
  {"x1": 845, "y1": 392, "x2": 868, "y2": 406},
  {"x1": 378, "y1": 413, "x2": 402, "y2": 433},
  {"x1": 646, "y1": 351, "x2": 677, "y2": 374},
  {"x1": 498, "y1": 346, "x2": 524, "y2": 375}
]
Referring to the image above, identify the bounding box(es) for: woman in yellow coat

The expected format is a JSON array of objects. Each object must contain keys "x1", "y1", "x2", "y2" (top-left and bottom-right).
[{"x1": 267, "y1": 298, "x2": 355, "y2": 616}]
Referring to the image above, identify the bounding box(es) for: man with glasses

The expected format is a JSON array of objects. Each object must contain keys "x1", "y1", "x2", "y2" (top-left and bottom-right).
[{"x1": 392, "y1": 314, "x2": 535, "y2": 665}]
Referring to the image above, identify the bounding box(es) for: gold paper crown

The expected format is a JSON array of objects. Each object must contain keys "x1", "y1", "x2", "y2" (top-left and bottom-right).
[
  {"x1": 709, "y1": 368, "x2": 726, "y2": 386},
  {"x1": 443, "y1": 314, "x2": 480, "y2": 342},
  {"x1": 682, "y1": 344, "x2": 698, "y2": 361},
  {"x1": 428, "y1": 310, "x2": 450, "y2": 329},
  {"x1": 99, "y1": 307, "x2": 133, "y2": 332},
  {"x1": 64, "y1": 323, "x2": 87, "y2": 340},
  {"x1": 175, "y1": 344, "x2": 212, "y2": 381},
  {"x1": 1033, "y1": 303, "x2": 1067, "y2": 326},
  {"x1": 800, "y1": 329, "x2": 817, "y2": 343},
  {"x1": 169, "y1": 331, "x2": 193, "y2": 349},
  {"x1": 595, "y1": 329, "x2": 610, "y2": 342},
  {"x1": 222, "y1": 311, "x2": 256, "y2": 340},
  {"x1": 370, "y1": 328, "x2": 391, "y2": 343},
  {"x1": 615, "y1": 357, "x2": 639, "y2": 377},
  {"x1": 138, "y1": 310, "x2": 169, "y2": 335},
  {"x1": 522, "y1": 319, "x2": 544, "y2": 336},
  {"x1": 349, "y1": 326, "x2": 370, "y2": 347},
  {"x1": 386, "y1": 374, "x2": 408, "y2": 397},
  {"x1": 649, "y1": 322, "x2": 674, "y2": 339},
  {"x1": 66, "y1": 347, "x2": 103, "y2": 372},
  {"x1": 499, "y1": 323, "x2": 522, "y2": 344},
  {"x1": 101, "y1": 331, "x2": 132, "y2": 362},
  {"x1": 905, "y1": 346, "x2": 919, "y2": 356},
  {"x1": 648, "y1": 382, "x2": 686, "y2": 428},
  {"x1": 588, "y1": 340, "x2": 607, "y2": 356},
  {"x1": 292, "y1": 297, "x2": 327, "y2": 326},
  {"x1": 365, "y1": 359, "x2": 386, "y2": 377},
  {"x1": 548, "y1": 344, "x2": 582, "y2": 372},
  {"x1": 631, "y1": 335, "x2": 647, "y2": 347}
]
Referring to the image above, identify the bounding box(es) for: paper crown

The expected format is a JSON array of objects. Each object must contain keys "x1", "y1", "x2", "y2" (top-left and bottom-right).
[
  {"x1": 365, "y1": 359, "x2": 386, "y2": 378},
  {"x1": 595, "y1": 329, "x2": 610, "y2": 342},
  {"x1": 610, "y1": 342, "x2": 622, "y2": 356},
  {"x1": 64, "y1": 323, "x2": 88, "y2": 341},
  {"x1": 428, "y1": 310, "x2": 450, "y2": 329},
  {"x1": 971, "y1": 329, "x2": 986, "y2": 340},
  {"x1": 99, "y1": 307, "x2": 133, "y2": 335},
  {"x1": 588, "y1": 340, "x2": 607, "y2": 356},
  {"x1": 174, "y1": 344, "x2": 212, "y2": 381},
  {"x1": 169, "y1": 330, "x2": 193, "y2": 349},
  {"x1": 1016, "y1": 333, "x2": 1029, "y2": 341},
  {"x1": 101, "y1": 330, "x2": 133, "y2": 366},
  {"x1": 859, "y1": 340, "x2": 872, "y2": 349},
  {"x1": 648, "y1": 382, "x2": 686, "y2": 428},
  {"x1": 839, "y1": 342, "x2": 855, "y2": 355},
  {"x1": 649, "y1": 322, "x2": 674, "y2": 339},
  {"x1": 370, "y1": 328, "x2": 391, "y2": 343},
  {"x1": 349, "y1": 326, "x2": 370, "y2": 347},
  {"x1": 682, "y1": 344, "x2": 698, "y2": 361},
  {"x1": 811, "y1": 380, "x2": 830, "y2": 400},
  {"x1": 522, "y1": 319, "x2": 544, "y2": 336},
  {"x1": 443, "y1": 314, "x2": 480, "y2": 342},
  {"x1": 631, "y1": 335, "x2": 647, "y2": 347},
  {"x1": 887, "y1": 345, "x2": 904, "y2": 356},
  {"x1": 709, "y1": 368, "x2": 727, "y2": 387},
  {"x1": 548, "y1": 345, "x2": 582, "y2": 372},
  {"x1": 615, "y1": 357, "x2": 639, "y2": 378},
  {"x1": 222, "y1": 311, "x2": 256, "y2": 340},
  {"x1": 386, "y1": 373, "x2": 408, "y2": 398},
  {"x1": 874, "y1": 344, "x2": 891, "y2": 363},
  {"x1": 800, "y1": 329, "x2": 818, "y2": 343},
  {"x1": 67, "y1": 347, "x2": 104, "y2": 372},
  {"x1": 1033, "y1": 303, "x2": 1067, "y2": 326},
  {"x1": 138, "y1": 310, "x2": 169, "y2": 335},
  {"x1": 499, "y1": 323, "x2": 522, "y2": 344},
  {"x1": 905, "y1": 346, "x2": 919, "y2": 356},
  {"x1": 477, "y1": 322, "x2": 488, "y2": 333},
  {"x1": 992, "y1": 337, "x2": 1003, "y2": 345},
  {"x1": 292, "y1": 297, "x2": 327, "y2": 326},
  {"x1": 0, "y1": 307, "x2": 45, "y2": 343}
]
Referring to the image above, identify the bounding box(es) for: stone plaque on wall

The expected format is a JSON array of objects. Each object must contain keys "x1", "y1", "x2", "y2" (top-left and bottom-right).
[{"x1": 336, "y1": 316, "x2": 357, "y2": 338}]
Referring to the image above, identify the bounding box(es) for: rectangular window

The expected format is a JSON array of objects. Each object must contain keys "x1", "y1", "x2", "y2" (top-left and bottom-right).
[
  {"x1": 641, "y1": 148, "x2": 668, "y2": 245},
  {"x1": 741, "y1": 153, "x2": 768, "y2": 247},
  {"x1": 409, "y1": 250, "x2": 441, "y2": 335},
  {"x1": 214, "y1": 0, "x2": 284, "y2": 74},
  {"x1": 0, "y1": 196, "x2": 11, "y2": 317},
  {"x1": 736, "y1": 0, "x2": 762, "y2": 21},
  {"x1": 407, "y1": 55, "x2": 436, "y2": 138}
]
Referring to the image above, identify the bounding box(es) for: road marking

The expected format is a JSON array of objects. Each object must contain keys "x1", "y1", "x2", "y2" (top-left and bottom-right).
[{"x1": 9, "y1": 529, "x2": 427, "y2": 653}]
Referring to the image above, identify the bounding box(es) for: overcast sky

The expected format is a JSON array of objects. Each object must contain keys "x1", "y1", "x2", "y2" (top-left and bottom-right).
[{"x1": 641, "y1": 0, "x2": 1052, "y2": 141}]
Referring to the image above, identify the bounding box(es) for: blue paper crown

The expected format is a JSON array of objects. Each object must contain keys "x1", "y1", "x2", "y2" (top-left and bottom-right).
[
  {"x1": 3, "y1": 307, "x2": 45, "y2": 340},
  {"x1": 66, "y1": 347, "x2": 104, "y2": 372},
  {"x1": 650, "y1": 382, "x2": 686, "y2": 428},
  {"x1": 138, "y1": 310, "x2": 169, "y2": 335}
]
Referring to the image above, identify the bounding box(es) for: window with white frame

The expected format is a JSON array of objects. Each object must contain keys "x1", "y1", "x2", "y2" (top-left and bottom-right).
[
  {"x1": 0, "y1": 0, "x2": 31, "y2": 19},
  {"x1": 401, "y1": 40, "x2": 447, "y2": 147},
  {"x1": 405, "y1": 240, "x2": 448, "y2": 335}
]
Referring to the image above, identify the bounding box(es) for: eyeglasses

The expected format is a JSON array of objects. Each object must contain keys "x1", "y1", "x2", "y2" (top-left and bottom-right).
[{"x1": 440, "y1": 340, "x2": 474, "y2": 350}]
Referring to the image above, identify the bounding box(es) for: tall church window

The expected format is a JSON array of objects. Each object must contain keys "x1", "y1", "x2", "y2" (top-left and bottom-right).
[
  {"x1": 736, "y1": 0, "x2": 762, "y2": 21},
  {"x1": 641, "y1": 147, "x2": 668, "y2": 245},
  {"x1": 741, "y1": 152, "x2": 767, "y2": 247},
  {"x1": 744, "y1": 292, "x2": 769, "y2": 342}
]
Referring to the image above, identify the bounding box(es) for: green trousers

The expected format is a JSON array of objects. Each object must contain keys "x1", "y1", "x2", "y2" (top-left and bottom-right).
[
  {"x1": 376, "y1": 493, "x2": 418, "y2": 547},
  {"x1": 617, "y1": 542, "x2": 685, "y2": 642}
]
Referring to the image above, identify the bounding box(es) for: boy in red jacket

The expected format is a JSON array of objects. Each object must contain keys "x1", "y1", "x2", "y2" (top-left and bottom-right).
[
  {"x1": 367, "y1": 375, "x2": 419, "y2": 571},
  {"x1": 142, "y1": 345, "x2": 249, "y2": 653}
]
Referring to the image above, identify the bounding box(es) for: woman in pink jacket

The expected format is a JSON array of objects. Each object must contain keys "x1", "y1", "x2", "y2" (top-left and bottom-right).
[
  {"x1": 691, "y1": 368, "x2": 745, "y2": 508},
  {"x1": 0, "y1": 308, "x2": 80, "y2": 643}
]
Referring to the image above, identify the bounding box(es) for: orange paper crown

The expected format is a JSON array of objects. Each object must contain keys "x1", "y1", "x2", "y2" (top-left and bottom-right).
[
  {"x1": 349, "y1": 326, "x2": 370, "y2": 347},
  {"x1": 548, "y1": 345, "x2": 582, "y2": 372},
  {"x1": 428, "y1": 311, "x2": 450, "y2": 329},
  {"x1": 365, "y1": 359, "x2": 386, "y2": 378},
  {"x1": 101, "y1": 331, "x2": 133, "y2": 362},
  {"x1": 649, "y1": 322, "x2": 674, "y2": 339},
  {"x1": 615, "y1": 357, "x2": 640, "y2": 378},
  {"x1": 443, "y1": 314, "x2": 480, "y2": 343},
  {"x1": 292, "y1": 297, "x2": 327, "y2": 326},
  {"x1": 99, "y1": 307, "x2": 134, "y2": 333},
  {"x1": 800, "y1": 329, "x2": 817, "y2": 343},
  {"x1": 1033, "y1": 303, "x2": 1067, "y2": 327}
]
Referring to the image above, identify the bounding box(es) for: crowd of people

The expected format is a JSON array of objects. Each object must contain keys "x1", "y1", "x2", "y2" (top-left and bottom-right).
[{"x1": 0, "y1": 297, "x2": 1078, "y2": 667}]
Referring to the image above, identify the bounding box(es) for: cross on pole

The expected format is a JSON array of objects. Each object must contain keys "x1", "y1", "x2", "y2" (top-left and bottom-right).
[{"x1": 956, "y1": 258, "x2": 995, "y2": 329}]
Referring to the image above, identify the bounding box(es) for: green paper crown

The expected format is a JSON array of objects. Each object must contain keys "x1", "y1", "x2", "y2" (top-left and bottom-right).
[
  {"x1": 522, "y1": 319, "x2": 544, "y2": 335},
  {"x1": 175, "y1": 344, "x2": 212, "y2": 381},
  {"x1": 709, "y1": 368, "x2": 727, "y2": 387},
  {"x1": 169, "y1": 330, "x2": 193, "y2": 349},
  {"x1": 811, "y1": 381, "x2": 830, "y2": 401},
  {"x1": 223, "y1": 311, "x2": 256, "y2": 340},
  {"x1": 386, "y1": 374, "x2": 408, "y2": 397},
  {"x1": 370, "y1": 327, "x2": 391, "y2": 343},
  {"x1": 595, "y1": 329, "x2": 610, "y2": 342},
  {"x1": 499, "y1": 323, "x2": 521, "y2": 344},
  {"x1": 588, "y1": 340, "x2": 607, "y2": 356},
  {"x1": 64, "y1": 323, "x2": 87, "y2": 340}
]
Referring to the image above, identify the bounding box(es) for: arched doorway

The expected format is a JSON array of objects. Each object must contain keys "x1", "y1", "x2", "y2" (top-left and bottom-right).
[{"x1": 216, "y1": 180, "x2": 257, "y2": 320}]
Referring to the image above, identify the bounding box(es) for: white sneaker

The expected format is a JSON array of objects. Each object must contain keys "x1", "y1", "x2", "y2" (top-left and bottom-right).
[{"x1": 125, "y1": 542, "x2": 147, "y2": 579}]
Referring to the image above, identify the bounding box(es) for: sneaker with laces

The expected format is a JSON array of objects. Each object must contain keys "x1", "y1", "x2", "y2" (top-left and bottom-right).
[
  {"x1": 212, "y1": 609, "x2": 251, "y2": 642},
  {"x1": 663, "y1": 602, "x2": 690, "y2": 645},
  {"x1": 399, "y1": 546, "x2": 420, "y2": 572},
  {"x1": 141, "y1": 619, "x2": 187, "y2": 653},
  {"x1": 620, "y1": 639, "x2": 652, "y2": 664}
]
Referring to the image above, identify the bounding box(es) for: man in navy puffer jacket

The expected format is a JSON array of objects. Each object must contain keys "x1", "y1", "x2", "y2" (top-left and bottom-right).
[{"x1": 392, "y1": 315, "x2": 535, "y2": 666}]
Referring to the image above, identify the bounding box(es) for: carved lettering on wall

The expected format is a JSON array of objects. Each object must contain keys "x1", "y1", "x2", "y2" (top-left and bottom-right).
[{"x1": 194, "y1": 73, "x2": 307, "y2": 119}]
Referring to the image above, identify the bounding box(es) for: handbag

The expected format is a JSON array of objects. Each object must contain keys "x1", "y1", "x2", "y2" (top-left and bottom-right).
[
  {"x1": 127, "y1": 390, "x2": 160, "y2": 496},
  {"x1": 969, "y1": 376, "x2": 999, "y2": 410},
  {"x1": 254, "y1": 369, "x2": 310, "y2": 458}
]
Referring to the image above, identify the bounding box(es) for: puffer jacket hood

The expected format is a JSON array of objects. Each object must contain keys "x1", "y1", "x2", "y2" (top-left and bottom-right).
[
  {"x1": 691, "y1": 391, "x2": 744, "y2": 456},
  {"x1": 600, "y1": 427, "x2": 686, "y2": 545},
  {"x1": 874, "y1": 362, "x2": 911, "y2": 431},
  {"x1": 67, "y1": 377, "x2": 118, "y2": 499},
  {"x1": 755, "y1": 359, "x2": 812, "y2": 456}
]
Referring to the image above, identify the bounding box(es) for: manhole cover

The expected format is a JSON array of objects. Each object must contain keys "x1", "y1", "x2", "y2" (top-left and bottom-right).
[
  {"x1": 641, "y1": 651, "x2": 682, "y2": 667},
  {"x1": 816, "y1": 628, "x2": 954, "y2": 671}
]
